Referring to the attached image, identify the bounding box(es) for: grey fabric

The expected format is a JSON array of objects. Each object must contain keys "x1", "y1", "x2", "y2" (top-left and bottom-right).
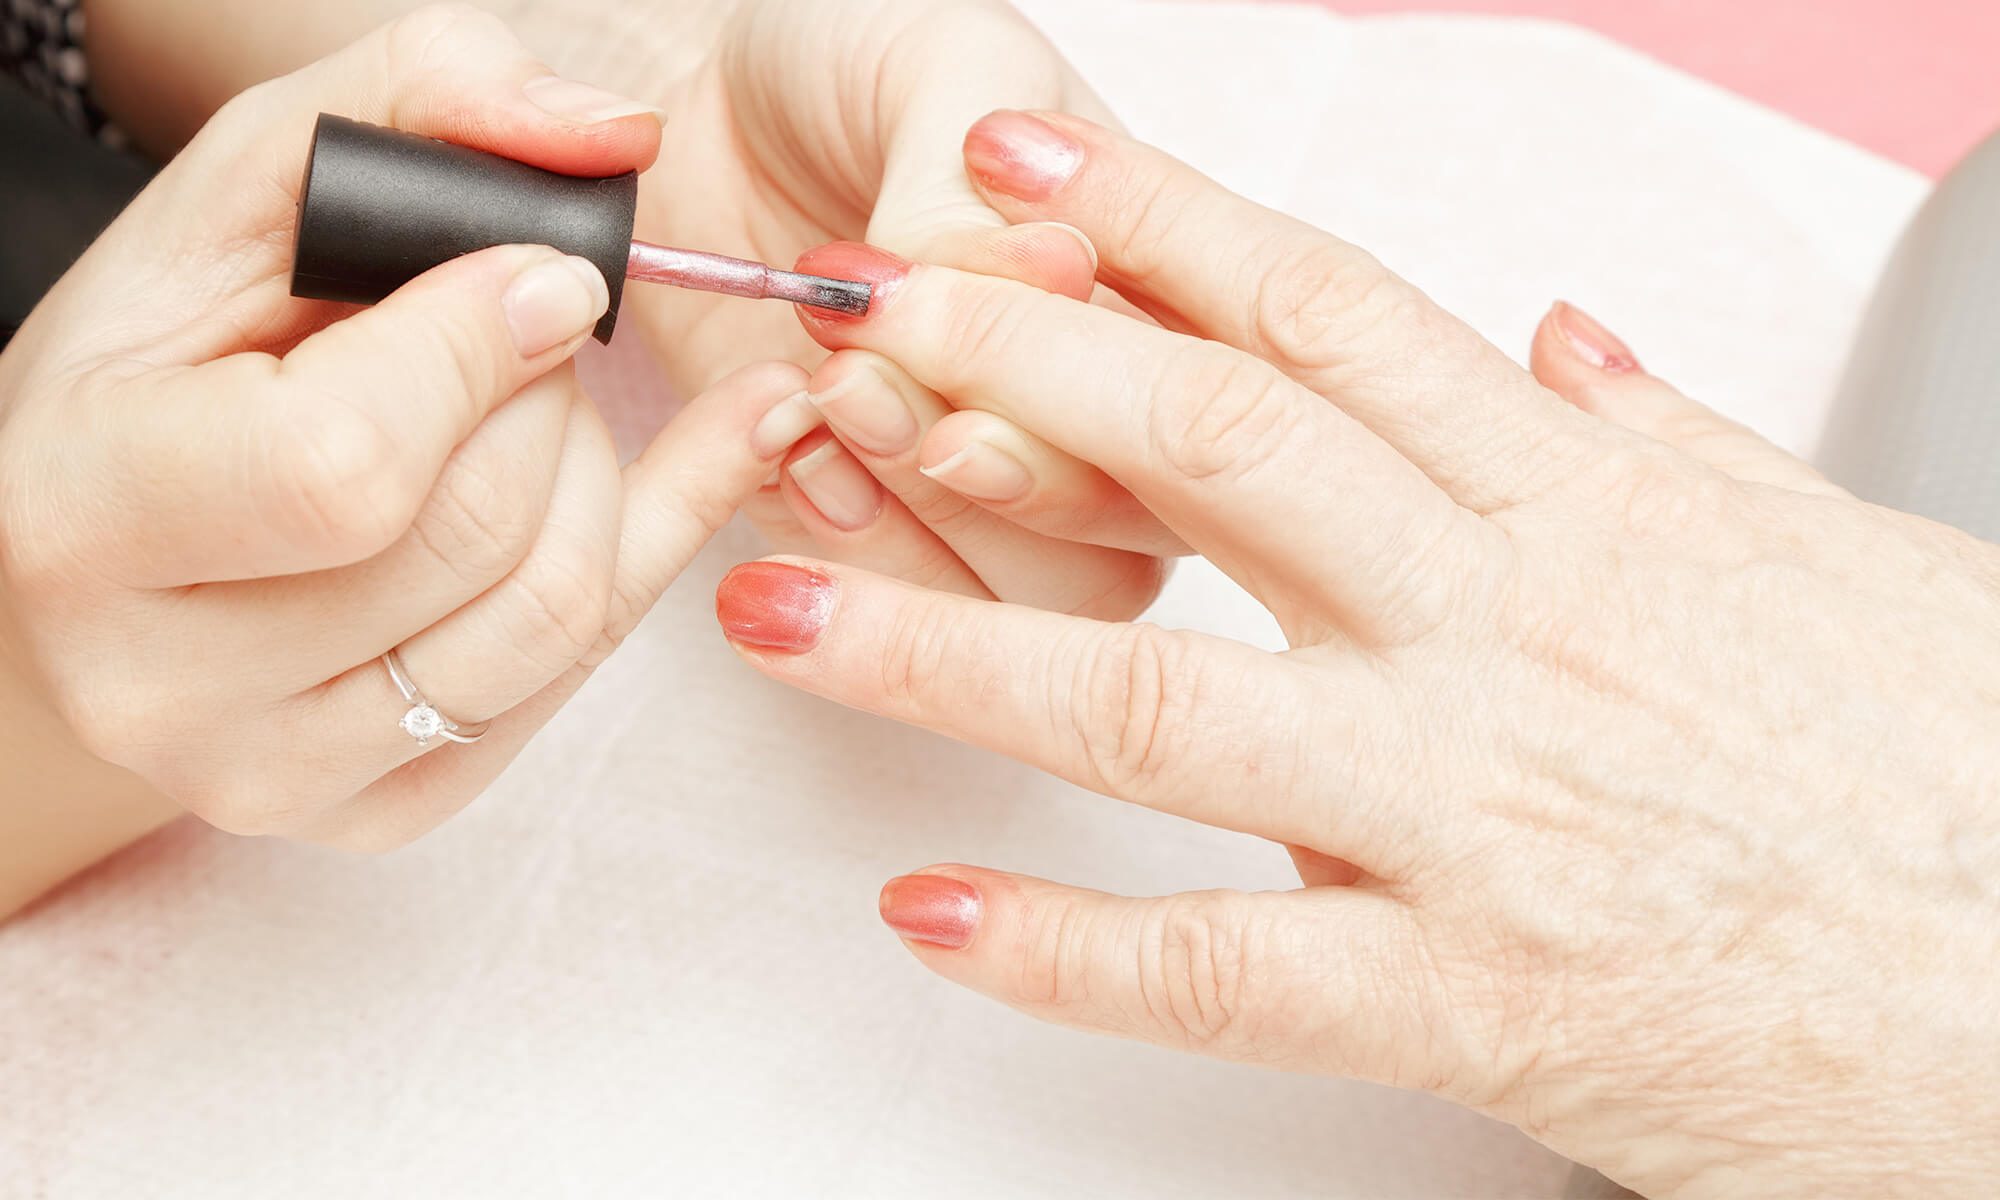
[{"x1": 1818, "y1": 130, "x2": 2000, "y2": 537}]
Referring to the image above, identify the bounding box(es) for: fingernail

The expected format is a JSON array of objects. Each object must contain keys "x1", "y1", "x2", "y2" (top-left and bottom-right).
[
  {"x1": 792, "y1": 242, "x2": 911, "y2": 324},
  {"x1": 808, "y1": 365, "x2": 918, "y2": 457},
  {"x1": 920, "y1": 437, "x2": 1032, "y2": 503},
  {"x1": 523, "y1": 75, "x2": 667, "y2": 125},
  {"x1": 788, "y1": 437, "x2": 883, "y2": 531},
  {"x1": 963, "y1": 110, "x2": 1083, "y2": 202},
  {"x1": 503, "y1": 254, "x2": 610, "y2": 356},
  {"x1": 1550, "y1": 301, "x2": 1641, "y2": 373},
  {"x1": 750, "y1": 391, "x2": 824, "y2": 458},
  {"x1": 879, "y1": 874, "x2": 981, "y2": 949},
  {"x1": 715, "y1": 561, "x2": 836, "y2": 653}
]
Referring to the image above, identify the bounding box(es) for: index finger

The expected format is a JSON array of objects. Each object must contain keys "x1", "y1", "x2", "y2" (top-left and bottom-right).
[{"x1": 794, "y1": 244, "x2": 1496, "y2": 645}]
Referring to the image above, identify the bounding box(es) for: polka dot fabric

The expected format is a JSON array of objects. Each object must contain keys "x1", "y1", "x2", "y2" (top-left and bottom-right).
[{"x1": 2, "y1": 0, "x2": 124, "y2": 148}]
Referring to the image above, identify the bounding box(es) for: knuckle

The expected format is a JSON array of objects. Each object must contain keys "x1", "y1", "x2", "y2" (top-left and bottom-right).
[
  {"x1": 1138, "y1": 894, "x2": 1255, "y2": 1051},
  {"x1": 1017, "y1": 894, "x2": 1096, "y2": 1012},
  {"x1": 1248, "y1": 238, "x2": 1412, "y2": 372},
  {"x1": 939, "y1": 279, "x2": 1034, "y2": 382},
  {"x1": 410, "y1": 306, "x2": 510, "y2": 424},
  {"x1": 1099, "y1": 166, "x2": 1198, "y2": 283},
  {"x1": 1147, "y1": 347, "x2": 1304, "y2": 484},
  {"x1": 408, "y1": 455, "x2": 538, "y2": 584},
  {"x1": 56, "y1": 670, "x2": 188, "y2": 775},
  {"x1": 382, "y1": 3, "x2": 508, "y2": 76},
  {"x1": 269, "y1": 399, "x2": 415, "y2": 559},
  {"x1": 494, "y1": 540, "x2": 612, "y2": 674},
  {"x1": 1075, "y1": 622, "x2": 1198, "y2": 796},
  {"x1": 877, "y1": 597, "x2": 977, "y2": 711},
  {"x1": 1583, "y1": 446, "x2": 1733, "y2": 541}
]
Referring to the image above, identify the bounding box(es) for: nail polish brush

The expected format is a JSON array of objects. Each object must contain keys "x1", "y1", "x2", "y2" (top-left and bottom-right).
[{"x1": 289, "y1": 114, "x2": 870, "y2": 343}]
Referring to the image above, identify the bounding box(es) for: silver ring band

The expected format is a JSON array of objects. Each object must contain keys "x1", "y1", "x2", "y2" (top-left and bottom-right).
[{"x1": 383, "y1": 648, "x2": 489, "y2": 746}]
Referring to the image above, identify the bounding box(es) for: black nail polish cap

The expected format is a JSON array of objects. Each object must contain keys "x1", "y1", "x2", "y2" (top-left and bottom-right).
[{"x1": 290, "y1": 114, "x2": 637, "y2": 343}]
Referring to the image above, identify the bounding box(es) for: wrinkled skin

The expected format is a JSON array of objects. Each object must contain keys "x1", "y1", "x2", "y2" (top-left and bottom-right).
[{"x1": 718, "y1": 111, "x2": 2000, "y2": 1197}]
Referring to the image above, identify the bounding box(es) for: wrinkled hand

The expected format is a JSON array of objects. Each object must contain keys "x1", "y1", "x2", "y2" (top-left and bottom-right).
[
  {"x1": 526, "y1": 0, "x2": 1175, "y2": 618},
  {"x1": 713, "y1": 113, "x2": 2000, "y2": 1197},
  {"x1": 0, "y1": 8, "x2": 804, "y2": 850}
]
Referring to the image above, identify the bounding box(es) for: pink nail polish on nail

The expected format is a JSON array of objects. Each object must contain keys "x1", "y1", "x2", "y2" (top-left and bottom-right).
[
  {"x1": 879, "y1": 874, "x2": 981, "y2": 949},
  {"x1": 791, "y1": 242, "x2": 911, "y2": 325},
  {"x1": 715, "y1": 561, "x2": 836, "y2": 653},
  {"x1": 1551, "y1": 301, "x2": 1641, "y2": 373},
  {"x1": 963, "y1": 110, "x2": 1084, "y2": 202}
]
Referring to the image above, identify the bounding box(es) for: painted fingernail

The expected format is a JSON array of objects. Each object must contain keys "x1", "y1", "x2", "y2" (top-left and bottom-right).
[
  {"x1": 1550, "y1": 301, "x2": 1641, "y2": 373},
  {"x1": 879, "y1": 874, "x2": 981, "y2": 949},
  {"x1": 523, "y1": 75, "x2": 667, "y2": 125},
  {"x1": 503, "y1": 253, "x2": 610, "y2": 355},
  {"x1": 787, "y1": 437, "x2": 884, "y2": 531},
  {"x1": 919, "y1": 436, "x2": 1032, "y2": 503},
  {"x1": 963, "y1": 110, "x2": 1084, "y2": 202},
  {"x1": 792, "y1": 242, "x2": 911, "y2": 324},
  {"x1": 715, "y1": 561, "x2": 836, "y2": 653},
  {"x1": 750, "y1": 391, "x2": 824, "y2": 458},
  {"x1": 808, "y1": 364, "x2": 918, "y2": 456}
]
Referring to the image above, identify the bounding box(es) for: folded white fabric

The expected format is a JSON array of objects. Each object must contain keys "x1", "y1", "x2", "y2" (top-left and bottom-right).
[{"x1": 0, "y1": 4, "x2": 1927, "y2": 1196}]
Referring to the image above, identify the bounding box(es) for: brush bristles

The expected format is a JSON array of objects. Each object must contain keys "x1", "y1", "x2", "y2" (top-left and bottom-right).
[{"x1": 770, "y1": 272, "x2": 873, "y2": 316}]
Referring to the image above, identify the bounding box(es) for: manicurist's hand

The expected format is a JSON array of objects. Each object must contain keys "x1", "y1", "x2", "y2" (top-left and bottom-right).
[
  {"x1": 0, "y1": 8, "x2": 808, "y2": 907},
  {"x1": 593, "y1": 0, "x2": 1178, "y2": 616},
  {"x1": 714, "y1": 113, "x2": 2000, "y2": 1197},
  {"x1": 80, "y1": 0, "x2": 1177, "y2": 624}
]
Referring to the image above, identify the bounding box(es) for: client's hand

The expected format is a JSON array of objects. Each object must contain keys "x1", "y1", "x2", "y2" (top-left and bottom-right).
[
  {"x1": 574, "y1": 0, "x2": 1177, "y2": 618},
  {"x1": 715, "y1": 113, "x2": 2000, "y2": 1197},
  {"x1": 0, "y1": 9, "x2": 804, "y2": 859}
]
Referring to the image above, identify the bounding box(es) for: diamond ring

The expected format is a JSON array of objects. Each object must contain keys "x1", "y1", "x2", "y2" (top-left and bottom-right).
[{"x1": 382, "y1": 648, "x2": 489, "y2": 746}]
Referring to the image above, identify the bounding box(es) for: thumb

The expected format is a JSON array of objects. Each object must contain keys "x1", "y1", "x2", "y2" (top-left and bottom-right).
[
  {"x1": 875, "y1": 865, "x2": 1441, "y2": 1085},
  {"x1": 1530, "y1": 303, "x2": 1846, "y2": 497}
]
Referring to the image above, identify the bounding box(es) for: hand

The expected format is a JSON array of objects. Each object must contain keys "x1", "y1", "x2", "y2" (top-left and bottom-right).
[
  {"x1": 81, "y1": 0, "x2": 1174, "y2": 620},
  {"x1": 0, "y1": 8, "x2": 805, "y2": 869},
  {"x1": 713, "y1": 113, "x2": 2000, "y2": 1196},
  {"x1": 551, "y1": 0, "x2": 1178, "y2": 618}
]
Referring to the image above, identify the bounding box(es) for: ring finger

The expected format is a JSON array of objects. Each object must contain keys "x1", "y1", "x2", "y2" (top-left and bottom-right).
[{"x1": 279, "y1": 376, "x2": 622, "y2": 802}]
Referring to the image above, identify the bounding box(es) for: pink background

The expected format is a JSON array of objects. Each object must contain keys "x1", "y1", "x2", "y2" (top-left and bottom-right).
[{"x1": 1297, "y1": 0, "x2": 2000, "y2": 177}]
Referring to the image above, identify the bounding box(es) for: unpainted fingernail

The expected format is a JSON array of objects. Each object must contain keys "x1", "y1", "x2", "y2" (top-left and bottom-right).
[
  {"x1": 503, "y1": 253, "x2": 609, "y2": 356},
  {"x1": 963, "y1": 110, "x2": 1084, "y2": 202},
  {"x1": 715, "y1": 561, "x2": 836, "y2": 654},
  {"x1": 1550, "y1": 301, "x2": 1641, "y2": 373},
  {"x1": 808, "y1": 365, "x2": 919, "y2": 457},
  {"x1": 751, "y1": 391, "x2": 824, "y2": 459},
  {"x1": 522, "y1": 75, "x2": 667, "y2": 125},
  {"x1": 920, "y1": 436, "x2": 1033, "y2": 503},
  {"x1": 788, "y1": 438, "x2": 884, "y2": 531},
  {"x1": 879, "y1": 874, "x2": 981, "y2": 949}
]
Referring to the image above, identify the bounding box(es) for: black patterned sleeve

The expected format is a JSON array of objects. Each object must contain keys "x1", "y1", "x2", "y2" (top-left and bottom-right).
[{"x1": 1, "y1": 0, "x2": 126, "y2": 147}]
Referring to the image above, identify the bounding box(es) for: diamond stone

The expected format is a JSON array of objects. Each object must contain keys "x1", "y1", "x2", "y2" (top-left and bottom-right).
[{"x1": 400, "y1": 703, "x2": 444, "y2": 743}]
